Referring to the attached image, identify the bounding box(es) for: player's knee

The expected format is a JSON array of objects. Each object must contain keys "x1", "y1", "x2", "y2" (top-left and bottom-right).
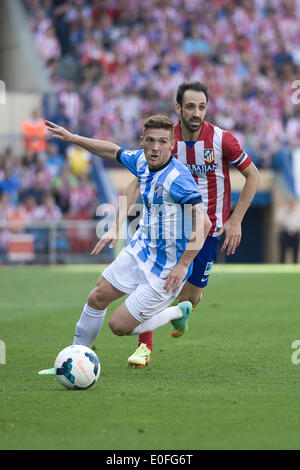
[
  {"x1": 88, "y1": 279, "x2": 110, "y2": 310},
  {"x1": 108, "y1": 317, "x2": 127, "y2": 336},
  {"x1": 87, "y1": 288, "x2": 105, "y2": 310}
]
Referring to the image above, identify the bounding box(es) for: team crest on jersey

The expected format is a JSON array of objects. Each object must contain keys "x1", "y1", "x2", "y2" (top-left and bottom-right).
[
  {"x1": 154, "y1": 184, "x2": 163, "y2": 199},
  {"x1": 204, "y1": 149, "x2": 215, "y2": 164}
]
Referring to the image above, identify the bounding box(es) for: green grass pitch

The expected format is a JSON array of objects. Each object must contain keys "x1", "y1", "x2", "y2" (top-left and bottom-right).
[{"x1": 0, "y1": 264, "x2": 300, "y2": 450}]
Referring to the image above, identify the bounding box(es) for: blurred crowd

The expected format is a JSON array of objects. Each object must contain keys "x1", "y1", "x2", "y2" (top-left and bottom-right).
[
  {"x1": 0, "y1": 109, "x2": 99, "y2": 257},
  {"x1": 1, "y1": 0, "x2": 300, "y2": 259},
  {"x1": 21, "y1": 0, "x2": 300, "y2": 167}
]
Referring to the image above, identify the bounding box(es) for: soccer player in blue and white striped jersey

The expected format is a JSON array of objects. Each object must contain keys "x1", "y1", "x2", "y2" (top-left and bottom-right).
[
  {"x1": 116, "y1": 142, "x2": 203, "y2": 285},
  {"x1": 44, "y1": 115, "x2": 211, "y2": 368}
]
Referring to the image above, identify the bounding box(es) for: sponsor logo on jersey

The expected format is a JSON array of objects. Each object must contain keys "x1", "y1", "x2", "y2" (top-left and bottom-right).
[
  {"x1": 125, "y1": 149, "x2": 140, "y2": 156},
  {"x1": 204, "y1": 148, "x2": 215, "y2": 164},
  {"x1": 186, "y1": 163, "x2": 217, "y2": 175}
]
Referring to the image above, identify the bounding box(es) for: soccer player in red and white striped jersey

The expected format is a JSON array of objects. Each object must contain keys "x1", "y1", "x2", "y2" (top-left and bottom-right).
[
  {"x1": 174, "y1": 82, "x2": 257, "y2": 242},
  {"x1": 166, "y1": 81, "x2": 260, "y2": 310},
  {"x1": 128, "y1": 82, "x2": 259, "y2": 365}
]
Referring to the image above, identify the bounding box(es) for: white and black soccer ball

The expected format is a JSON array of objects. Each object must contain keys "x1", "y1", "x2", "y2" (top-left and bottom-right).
[{"x1": 54, "y1": 345, "x2": 100, "y2": 390}]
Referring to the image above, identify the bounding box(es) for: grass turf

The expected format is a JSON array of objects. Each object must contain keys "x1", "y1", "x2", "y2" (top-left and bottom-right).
[{"x1": 0, "y1": 264, "x2": 300, "y2": 450}]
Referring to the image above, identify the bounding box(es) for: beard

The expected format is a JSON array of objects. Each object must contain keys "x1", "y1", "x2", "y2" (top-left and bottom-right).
[{"x1": 181, "y1": 113, "x2": 202, "y2": 133}]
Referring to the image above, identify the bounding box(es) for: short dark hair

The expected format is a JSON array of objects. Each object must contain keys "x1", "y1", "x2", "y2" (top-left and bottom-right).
[
  {"x1": 176, "y1": 81, "x2": 209, "y2": 106},
  {"x1": 143, "y1": 114, "x2": 174, "y2": 138}
]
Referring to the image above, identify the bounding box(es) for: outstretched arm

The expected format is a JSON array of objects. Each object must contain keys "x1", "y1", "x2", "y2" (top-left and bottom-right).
[
  {"x1": 45, "y1": 120, "x2": 120, "y2": 161},
  {"x1": 216, "y1": 162, "x2": 260, "y2": 255}
]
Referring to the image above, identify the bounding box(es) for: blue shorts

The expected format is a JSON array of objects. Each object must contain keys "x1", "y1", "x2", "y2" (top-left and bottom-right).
[{"x1": 188, "y1": 236, "x2": 219, "y2": 288}]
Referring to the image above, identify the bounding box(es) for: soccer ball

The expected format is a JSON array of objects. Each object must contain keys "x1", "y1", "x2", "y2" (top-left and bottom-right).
[{"x1": 54, "y1": 345, "x2": 100, "y2": 390}]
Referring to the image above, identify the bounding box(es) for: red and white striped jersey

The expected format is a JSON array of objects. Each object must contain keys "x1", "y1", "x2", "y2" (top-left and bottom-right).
[
  {"x1": 173, "y1": 121, "x2": 252, "y2": 237},
  {"x1": 35, "y1": 32, "x2": 61, "y2": 61},
  {"x1": 58, "y1": 91, "x2": 81, "y2": 128}
]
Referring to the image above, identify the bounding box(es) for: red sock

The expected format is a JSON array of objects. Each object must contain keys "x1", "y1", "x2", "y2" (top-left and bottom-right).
[{"x1": 138, "y1": 331, "x2": 153, "y2": 351}]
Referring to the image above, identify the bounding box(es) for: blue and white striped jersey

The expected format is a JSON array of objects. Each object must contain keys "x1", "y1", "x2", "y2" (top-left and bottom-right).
[{"x1": 116, "y1": 148, "x2": 202, "y2": 280}]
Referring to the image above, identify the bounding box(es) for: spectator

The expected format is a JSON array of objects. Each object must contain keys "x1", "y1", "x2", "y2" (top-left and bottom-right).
[
  {"x1": 21, "y1": 147, "x2": 37, "y2": 169},
  {"x1": 52, "y1": 164, "x2": 78, "y2": 214},
  {"x1": 275, "y1": 199, "x2": 300, "y2": 263},
  {"x1": 30, "y1": 191, "x2": 66, "y2": 257},
  {"x1": 69, "y1": 172, "x2": 97, "y2": 218},
  {"x1": 286, "y1": 108, "x2": 300, "y2": 148},
  {"x1": 273, "y1": 36, "x2": 294, "y2": 76},
  {"x1": 118, "y1": 25, "x2": 149, "y2": 61},
  {"x1": 51, "y1": 0, "x2": 71, "y2": 55},
  {"x1": 58, "y1": 81, "x2": 81, "y2": 130},
  {"x1": 35, "y1": 25, "x2": 61, "y2": 63},
  {"x1": 182, "y1": 23, "x2": 212, "y2": 57},
  {"x1": 34, "y1": 192, "x2": 63, "y2": 221},
  {"x1": 21, "y1": 109, "x2": 47, "y2": 157},
  {"x1": 66, "y1": 145, "x2": 90, "y2": 177},
  {"x1": 8, "y1": 205, "x2": 27, "y2": 234},
  {"x1": 44, "y1": 102, "x2": 71, "y2": 156},
  {"x1": 21, "y1": 194, "x2": 39, "y2": 222},
  {"x1": 0, "y1": 191, "x2": 14, "y2": 255},
  {"x1": 45, "y1": 142, "x2": 65, "y2": 178},
  {"x1": 35, "y1": 153, "x2": 53, "y2": 188},
  {"x1": 20, "y1": 169, "x2": 48, "y2": 205},
  {"x1": 0, "y1": 165, "x2": 21, "y2": 206}
]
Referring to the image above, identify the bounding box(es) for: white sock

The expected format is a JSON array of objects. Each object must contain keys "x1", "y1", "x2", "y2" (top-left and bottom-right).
[
  {"x1": 73, "y1": 303, "x2": 107, "y2": 346},
  {"x1": 130, "y1": 306, "x2": 182, "y2": 335}
]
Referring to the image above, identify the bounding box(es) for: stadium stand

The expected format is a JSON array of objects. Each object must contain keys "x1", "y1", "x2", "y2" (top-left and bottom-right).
[
  {"x1": 0, "y1": 0, "x2": 300, "y2": 263},
  {"x1": 21, "y1": 0, "x2": 300, "y2": 167}
]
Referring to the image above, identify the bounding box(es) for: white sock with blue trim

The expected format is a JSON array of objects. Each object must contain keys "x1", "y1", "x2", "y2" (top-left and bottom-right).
[{"x1": 73, "y1": 303, "x2": 107, "y2": 347}]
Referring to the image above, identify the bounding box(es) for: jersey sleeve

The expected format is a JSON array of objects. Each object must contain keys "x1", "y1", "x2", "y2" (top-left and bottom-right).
[
  {"x1": 222, "y1": 131, "x2": 252, "y2": 171},
  {"x1": 116, "y1": 148, "x2": 143, "y2": 176},
  {"x1": 169, "y1": 173, "x2": 202, "y2": 206}
]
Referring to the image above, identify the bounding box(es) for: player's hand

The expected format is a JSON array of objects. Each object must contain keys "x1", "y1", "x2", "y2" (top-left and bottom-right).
[
  {"x1": 215, "y1": 217, "x2": 241, "y2": 255},
  {"x1": 91, "y1": 227, "x2": 119, "y2": 255},
  {"x1": 163, "y1": 264, "x2": 188, "y2": 293},
  {"x1": 45, "y1": 120, "x2": 75, "y2": 142}
]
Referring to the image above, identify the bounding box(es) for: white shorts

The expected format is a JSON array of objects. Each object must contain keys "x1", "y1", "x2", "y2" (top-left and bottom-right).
[{"x1": 101, "y1": 247, "x2": 184, "y2": 323}]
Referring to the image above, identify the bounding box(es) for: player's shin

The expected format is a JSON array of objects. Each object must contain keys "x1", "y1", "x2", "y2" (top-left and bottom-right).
[{"x1": 73, "y1": 303, "x2": 107, "y2": 347}]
